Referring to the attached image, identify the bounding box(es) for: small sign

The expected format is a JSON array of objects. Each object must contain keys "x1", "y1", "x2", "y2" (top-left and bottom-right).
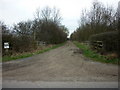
[{"x1": 4, "y1": 42, "x2": 9, "y2": 49}]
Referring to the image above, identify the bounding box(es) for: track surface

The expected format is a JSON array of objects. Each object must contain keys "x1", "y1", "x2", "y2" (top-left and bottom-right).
[{"x1": 2, "y1": 41, "x2": 118, "y2": 88}]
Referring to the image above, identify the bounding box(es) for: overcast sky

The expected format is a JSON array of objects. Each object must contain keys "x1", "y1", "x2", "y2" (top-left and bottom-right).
[{"x1": 0, "y1": 0, "x2": 120, "y2": 35}]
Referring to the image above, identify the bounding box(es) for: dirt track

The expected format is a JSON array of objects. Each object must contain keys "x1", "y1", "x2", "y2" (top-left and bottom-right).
[{"x1": 2, "y1": 41, "x2": 118, "y2": 88}]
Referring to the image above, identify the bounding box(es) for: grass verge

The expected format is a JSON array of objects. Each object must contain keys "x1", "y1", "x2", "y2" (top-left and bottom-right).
[
  {"x1": 73, "y1": 41, "x2": 119, "y2": 65},
  {"x1": 2, "y1": 42, "x2": 65, "y2": 62}
]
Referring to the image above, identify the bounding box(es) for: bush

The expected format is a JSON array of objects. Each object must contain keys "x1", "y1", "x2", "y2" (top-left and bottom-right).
[
  {"x1": 12, "y1": 35, "x2": 37, "y2": 52},
  {"x1": 89, "y1": 31, "x2": 118, "y2": 53},
  {"x1": 2, "y1": 34, "x2": 37, "y2": 56}
]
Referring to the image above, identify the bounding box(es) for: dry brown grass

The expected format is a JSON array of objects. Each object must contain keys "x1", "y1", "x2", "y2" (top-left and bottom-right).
[
  {"x1": 10, "y1": 45, "x2": 54, "y2": 57},
  {"x1": 105, "y1": 53, "x2": 118, "y2": 60}
]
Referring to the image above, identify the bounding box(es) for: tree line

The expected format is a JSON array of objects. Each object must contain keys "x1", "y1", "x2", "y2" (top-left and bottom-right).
[
  {"x1": 70, "y1": 1, "x2": 118, "y2": 41},
  {"x1": 1, "y1": 7, "x2": 69, "y2": 56},
  {"x1": 70, "y1": 1, "x2": 120, "y2": 57}
]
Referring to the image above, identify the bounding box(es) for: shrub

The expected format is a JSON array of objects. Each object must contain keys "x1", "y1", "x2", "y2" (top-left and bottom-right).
[
  {"x1": 2, "y1": 34, "x2": 37, "y2": 56},
  {"x1": 89, "y1": 31, "x2": 118, "y2": 53},
  {"x1": 12, "y1": 35, "x2": 37, "y2": 52}
]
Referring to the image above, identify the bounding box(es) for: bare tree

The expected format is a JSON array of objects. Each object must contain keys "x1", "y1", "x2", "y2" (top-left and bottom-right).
[
  {"x1": 41, "y1": 6, "x2": 52, "y2": 22},
  {"x1": 71, "y1": 0, "x2": 117, "y2": 41},
  {"x1": 35, "y1": 7, "x2": 41, "y2": 20},
  {"x1": 35, "y1": 6, "x2": 61, "y2": 23},
  {"x1": 52, "y1": 7, "x2": 62, "y2": 24},
  {"x1": 33, "y1": 6, "x2": 67, "y2": 44},
  {"x1": 13, "y1": 20, "x2": 33, "y2": 36}
]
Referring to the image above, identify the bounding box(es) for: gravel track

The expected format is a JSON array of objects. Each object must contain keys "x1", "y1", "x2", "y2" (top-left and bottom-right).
[{"x1": 2, "y1": 41, "x2": 118, "y2": 88}]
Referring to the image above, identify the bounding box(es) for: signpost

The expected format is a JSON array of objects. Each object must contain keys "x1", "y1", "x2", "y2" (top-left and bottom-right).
[
  {"x1": 4, "y1": 42, "x2": 9, "y2": 53},
  {"x1": 4, "y1": 42, "x2": 9, "y2": 49}
]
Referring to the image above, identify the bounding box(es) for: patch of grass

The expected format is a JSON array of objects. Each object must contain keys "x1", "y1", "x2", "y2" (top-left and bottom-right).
[
  {"x1": 2, "y1": 42, "x2": 66, "y2": 62},
  {"x1": 73, "y1": 41, "x2": 119, "y2": 65}
]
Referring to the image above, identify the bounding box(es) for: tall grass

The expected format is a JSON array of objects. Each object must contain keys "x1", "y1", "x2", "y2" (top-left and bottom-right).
[
  {"x1": 73, "y1": 41, "x2": 118, "y2": 65},
  {"x1": 2, "y1": 42, "x2": 65, "y2": 62}
]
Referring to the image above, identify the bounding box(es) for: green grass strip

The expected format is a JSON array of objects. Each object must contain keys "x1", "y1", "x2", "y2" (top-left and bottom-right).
[
  {"x1": 2, "y1": 42, "x2": 66, "y2": 62},
  {"x1": 73, "y1": 41, "x2": 119, "y2": 65}
]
